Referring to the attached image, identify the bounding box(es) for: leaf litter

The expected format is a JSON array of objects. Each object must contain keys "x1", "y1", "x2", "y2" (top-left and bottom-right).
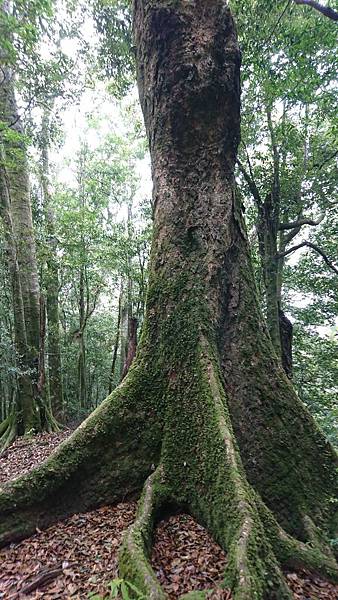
[
  {"x1": 151, "y1": 513, "x2": 231, "y2": 599},
  {"x1": 0, "y1": 431, "x2": 337, "y2": 599},
  {"x1": 0, "y1": 430, "x2": 72, "y2": 485}
]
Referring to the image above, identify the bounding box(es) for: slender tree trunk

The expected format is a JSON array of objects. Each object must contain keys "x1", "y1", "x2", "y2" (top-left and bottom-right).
[
  {"x1": 108, "y1": 282, "x2": 123, "y2": 394},
  {"x1": 257, "y1": 196, "x2": 281, "y2": 353},
  {"x1": 40, "y1": 107, "x2": 64, "y2": 418},
  {"x1": 0, "y1": 3, "x2": 337, "y2": 598},
  {"x1": 119, "y1": 300, "x2": 128, "y2": 380},
  {"x1": 120, "y1": 203, "x2": 134, "y2": 379},
  {"x1": 77, "y1": 267, "x2": 87, "y2": 409},
  {"x1": 121, "y1": 316, "x2": 138, "y2": 380},
  {"x1": 257, "y1": 204, "x2": 293, "y2": 377},
  {"x1": 278, "y1": 307, "x2": 293, "y2": 377}
]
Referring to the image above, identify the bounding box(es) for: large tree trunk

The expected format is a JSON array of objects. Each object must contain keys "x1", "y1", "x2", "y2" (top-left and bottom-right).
[
  {"x1": 0, "y1": 156, "x2": 37, "y2": 441},
  {"x1": 0, "y1": 2, "x2": 337, "y2": 598},
  {"x1": 0, "y1": 2, "x2": 57, "y2": 438},
  {"x1": 2, "y1": 72, "x2": 41, "y2": 367},
  {"x1": 0, "y1": 14, "x2": 40, "y2": 440}
]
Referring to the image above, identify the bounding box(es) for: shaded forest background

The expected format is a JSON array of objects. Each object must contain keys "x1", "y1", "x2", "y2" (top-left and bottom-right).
[{"x1": 0, "y1": 0, "x2": 337, "y2": 446}]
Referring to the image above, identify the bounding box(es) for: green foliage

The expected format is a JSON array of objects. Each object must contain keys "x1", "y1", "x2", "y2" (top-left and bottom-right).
[
  {"x1": 35, "y1": 102, "x2": 152, "y2": 416},
  {"x1": 88, "y1": 577, "x2": 146, "y2": 599},
  {"x1": 0, "y1": 0, "x2": 53, "y2": 62},
  {"x1": 92, "y1": 0, "x2": 134, "y2": 96},
  {"x1": 233, "y1": 0, "x2": 338, "y2": 439},
  {"x1": 292, "y1": 326, "x2": 338, "y2": 446}
]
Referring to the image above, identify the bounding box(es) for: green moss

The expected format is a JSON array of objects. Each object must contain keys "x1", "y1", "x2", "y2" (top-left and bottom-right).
[{"x1": 119, "y1": 469, "x2": 167, "y2": 599}]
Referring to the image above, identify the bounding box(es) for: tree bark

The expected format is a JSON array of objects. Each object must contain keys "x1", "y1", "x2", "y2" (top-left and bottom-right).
[
  {"x1": 256, "y1": 195, "x2": 281, "y2": 354},
  {"x1": 0, "y1": 2, "x2": 337, "y2": 598},
  {"x1": 0, "y1": 2, "x2": 56, "y2": 437},
  {"x1": 77, "y1": 268, "x2": 87, "y2": 409},
  {"x1": 279, "y1": 308, "x2": 293, "y2": 379},
  {"x1": 108, "y1": 282, "x2": 123, "y2": 394},
  {"x1": 40, "y1": 106, "x2": 64, "y2": 419},
  {"x1": 121, "y1": 316, "x2": 138, "y2": 380},
  {"x1": 120, "y1": 202, "x2": 134, "y2": 380},
  {"x1": 1, "y1": 70, "x2": 41, "y2": 364},
  {"x1": 0, "y1": 154, "x2": 37, "y2": 440}
]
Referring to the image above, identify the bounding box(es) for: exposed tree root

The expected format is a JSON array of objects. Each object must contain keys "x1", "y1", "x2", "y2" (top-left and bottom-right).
[
  {"x1": 0, "y1": 401, "x2": 59, "y2": 456},
  {"x1": 0, "y1": 411, "x2": 17, "y2": 453},
  {"x1": 116, "y1": 340, "x2": 337, "y2": 599},
  {"x1": 0, "y1": 367, "x2": 163, "y2": 546},
  {"x1": 119, "y1": 467, "x2": 168, "y2": 599},
  {"x1": 0, "y1": 346, "x2": 337, "y2": 599},
  {"x1": 42, "y1": 403, "x2": 60, "y2": 434}
]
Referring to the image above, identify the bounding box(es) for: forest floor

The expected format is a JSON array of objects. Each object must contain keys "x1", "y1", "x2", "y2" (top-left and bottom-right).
[{"x1": 0, "y1": 431, "x2": 337, "y2": 599}]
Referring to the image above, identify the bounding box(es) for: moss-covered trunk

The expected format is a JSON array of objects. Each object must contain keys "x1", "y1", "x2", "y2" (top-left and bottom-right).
[
  {"x1": 0, "y1": 4, "x2": 57, "y2": 438},
  {"x1": 0, "y1": 1, "x2": 337, "y2": 598},
  {"x1": 0, "y1": 153, "x2": 37, "y2": 440},
  {"x1": 3, "y1": 78, "x2": 41, "y2": 367}
]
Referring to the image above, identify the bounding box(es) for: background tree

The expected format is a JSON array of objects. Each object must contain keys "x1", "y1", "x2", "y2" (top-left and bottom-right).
[
  {"x1": 0, "y1": 0, "x2": 61, "y2": 445},
  {"x1": 235, "y1": 0, "x2": 337, "y2": 376},
  {"x1": 49, "y1": 106, "x2": 149, "y2": 415},
  {"x1": 0, "y1": 0, "x2": 92, "y2": 434}
]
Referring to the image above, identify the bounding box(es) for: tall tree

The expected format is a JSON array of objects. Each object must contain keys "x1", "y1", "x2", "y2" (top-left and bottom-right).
[
  {"x1": 236, "y1": 0, "x2": 337, "y2": 376},
  {"x1": 0, "y1": 0, "x2": 53, "y2": 442},
  {"x1": 0, "y1": 148, "x2": 37, "y2": 443},
  {"x1": 0, "y1": 3, "x2": 337, "y2": 599},
  {"x1": 39, "y1": 105, "x2": 64, "y2": 418}
]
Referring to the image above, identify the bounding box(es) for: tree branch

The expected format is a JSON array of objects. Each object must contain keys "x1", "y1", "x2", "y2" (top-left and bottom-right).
[
  {"x1": 237, "y1": 158, "x2": 262, "y2": 206},
  {"x1": 279, "y1": 214, "x2": 325, "y2": 230},
  {"x1": 277, "y1": 241, "x2": 338, "y2": 274},
  {"x1": 266, "y1": 107, "x2": 280, "y2": 210},
  {"x1": 282, "y1": 225, "x2": 302, "y2": 247},
  {"x1": 293, "y1": 0, "x2": 338, "y2": 21},
  {"x1": 313, "y1": 149, "x2": 338, "y2": 170}
]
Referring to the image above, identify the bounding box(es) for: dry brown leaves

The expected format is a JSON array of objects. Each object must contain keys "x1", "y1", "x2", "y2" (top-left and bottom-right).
[
  {"x1": 0, "y1": 502, "x2": 137, "y2": 599},
  {"x1": 0, "y1": 432, "x2": 337, "y2": 599},
  {"x1": 151, "y1": 513, "x2": 231, "y2": 599},
  {"x1": 0, "y1": 430, "x2": 72, "y2": 484},
  {"x1": 151, "y1": 512, "x2": 338, "y2": 600},
  {"x1": 285, "y1": 569, "x2": 338, "y2": 599}
]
